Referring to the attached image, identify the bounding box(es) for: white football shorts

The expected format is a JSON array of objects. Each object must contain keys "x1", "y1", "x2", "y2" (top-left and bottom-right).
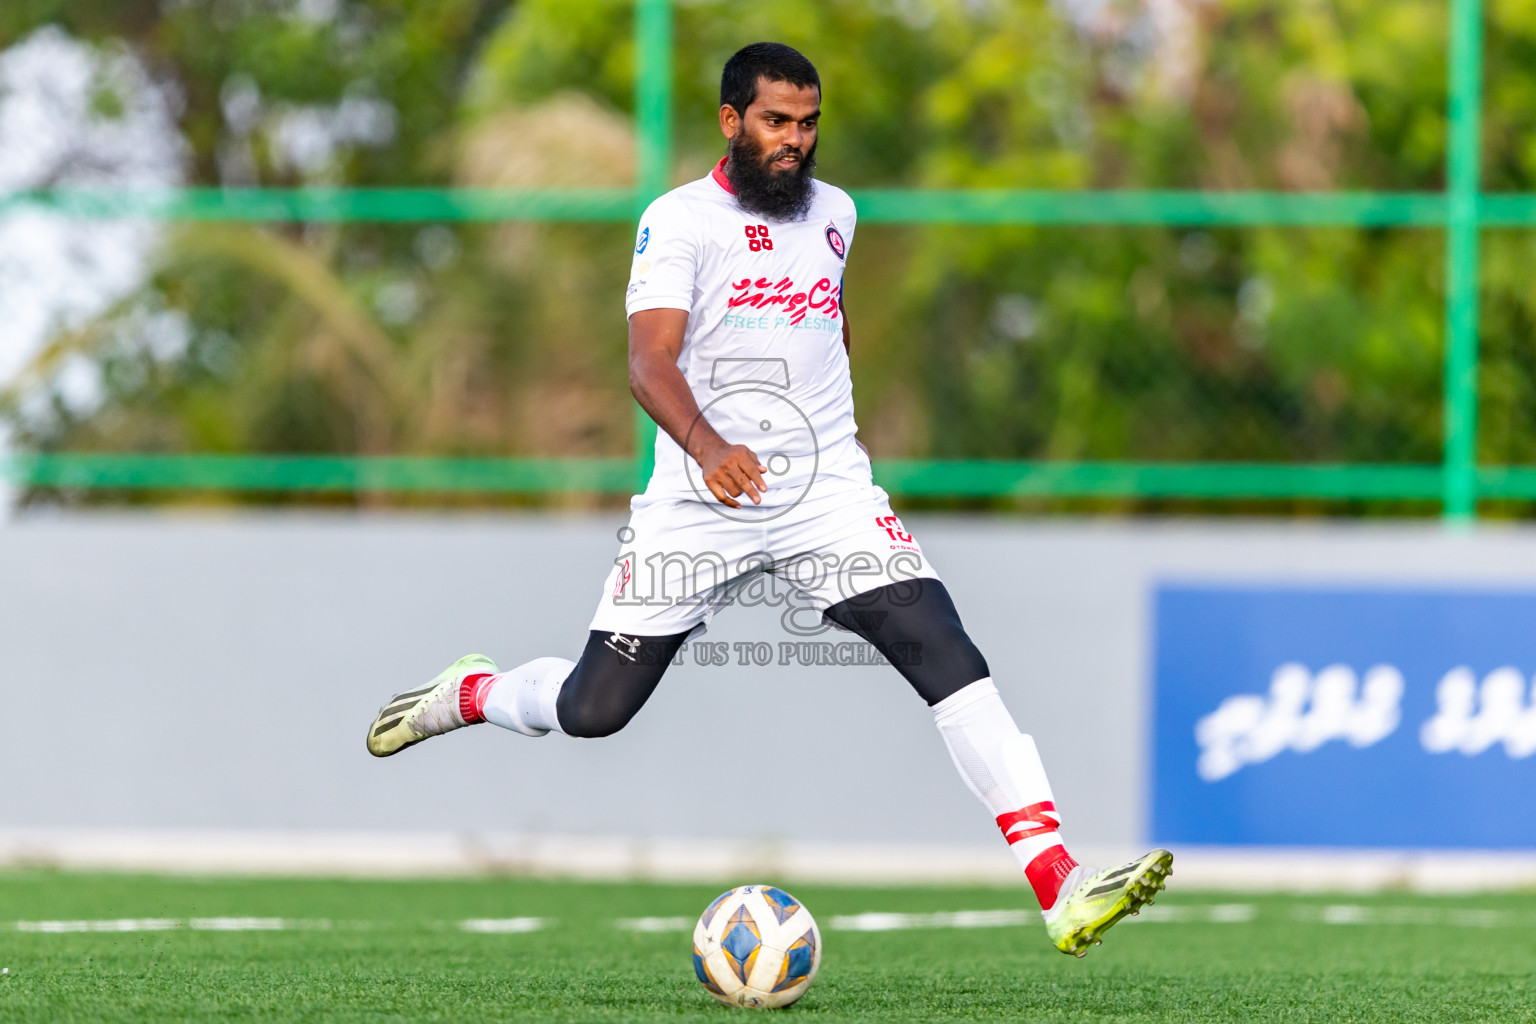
[{"x1": 589, "y1": 485, "x2": 940, "y2": 639}]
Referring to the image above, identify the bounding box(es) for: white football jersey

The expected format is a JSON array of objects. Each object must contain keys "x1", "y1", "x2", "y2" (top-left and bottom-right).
[{"x1": 626, "y1": 158, "x2": 869, "y2": 515}]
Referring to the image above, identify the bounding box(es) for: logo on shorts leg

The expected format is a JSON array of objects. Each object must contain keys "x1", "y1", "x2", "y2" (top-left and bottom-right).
[{"x1": 876, "y1": 515, "x2": 913, "y2": 544}]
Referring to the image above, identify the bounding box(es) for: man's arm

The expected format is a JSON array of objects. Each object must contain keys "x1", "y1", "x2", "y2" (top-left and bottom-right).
[{"x1": 628, "y1": 307, "x2": 768, "y2": 508}]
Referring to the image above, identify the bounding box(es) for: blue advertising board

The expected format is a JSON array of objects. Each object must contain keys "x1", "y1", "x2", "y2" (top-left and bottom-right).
[{"x1": 1152, "y1": 586, "x2": 1536, "y2": 848}]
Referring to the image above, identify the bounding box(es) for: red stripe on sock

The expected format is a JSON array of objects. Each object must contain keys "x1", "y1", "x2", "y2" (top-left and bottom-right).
[
  {"x1": 1026, "y1": 845, "x2": 1079, "y2": 909},
  {"x1": 994, "y1": 801, "x2": 1059, "y2": 845},
  {"x1": 459, "y1": 673, "x2": 494, "y2": 724}
]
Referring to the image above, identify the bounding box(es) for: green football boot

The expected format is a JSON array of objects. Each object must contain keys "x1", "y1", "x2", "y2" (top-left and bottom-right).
[
  {"x1": 365, "y1": 654, "x2": 497, "y2": 757},
  {"x1": 1044, "y1": 849, "x2": 1173, "y2": 957}
]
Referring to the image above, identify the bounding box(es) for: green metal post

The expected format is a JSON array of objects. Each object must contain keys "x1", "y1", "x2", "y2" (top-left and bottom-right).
[
  {"x1": 632, "y1": 0, "x2": 673, "y2": 491},
  {"x1": 1442, "y1": 0, "x2": 1484, "y2": 522}
]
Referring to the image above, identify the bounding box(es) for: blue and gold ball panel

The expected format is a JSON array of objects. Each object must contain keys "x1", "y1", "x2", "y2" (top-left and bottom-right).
[
  {"x1": 721, "y1": 906, "x2": 763, "y2": 984},
  {"x1": 700, "y1": 888, "x2": 735, "y2": 930},
  {"x1": 762, "y1": 886, "x2": 802, "y2": 925},
  {"x1": 771, "y1": 933, "x2": 817, "y2": 993},
  {"x1": 692, "y1": 944, "x2": 724, "y2": 995}
]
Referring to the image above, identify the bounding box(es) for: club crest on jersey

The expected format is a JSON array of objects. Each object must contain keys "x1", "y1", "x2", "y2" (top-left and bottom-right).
[
  {"x1": 824, "y1": 222, "x2": 845, "y2": 261},
  {"x1": 635, "y1": 227, "x2": 649, "y2": 254}
]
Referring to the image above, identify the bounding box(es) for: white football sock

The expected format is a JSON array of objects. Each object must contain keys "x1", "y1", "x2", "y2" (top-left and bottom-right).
[
  {"x1": 932, "y1": 678, "x2": 1079, "y2": 907},
  {"x1": 480, "y1": 657, "x2": 575, "y2": 737}
]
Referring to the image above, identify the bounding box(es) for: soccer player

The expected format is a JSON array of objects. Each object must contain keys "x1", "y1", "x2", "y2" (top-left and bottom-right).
[{"x1": 366, "y1": 42, "x2": 1171, "y2": 956}]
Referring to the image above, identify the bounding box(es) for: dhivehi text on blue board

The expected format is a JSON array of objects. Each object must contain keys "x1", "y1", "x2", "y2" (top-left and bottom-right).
[{"x1": 1152, "y1": 586, "x2": 1536, "y2": 848}]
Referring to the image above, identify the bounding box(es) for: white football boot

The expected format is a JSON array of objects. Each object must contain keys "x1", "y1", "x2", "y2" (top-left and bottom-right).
[{"x1": 365, "y1": 654, "x2": 497, "y2": 757}]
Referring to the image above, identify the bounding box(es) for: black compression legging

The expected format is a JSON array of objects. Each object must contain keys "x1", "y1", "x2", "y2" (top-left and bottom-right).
[
  {"x1": 554, "y1": 579, "x2": 989, "y2": 737},
  {"x1": 820, "y1": 578, "x2": 990, "y2": 705},
  {"x1": 554, "y1": 629, "x2": 691, "y2": 738}
]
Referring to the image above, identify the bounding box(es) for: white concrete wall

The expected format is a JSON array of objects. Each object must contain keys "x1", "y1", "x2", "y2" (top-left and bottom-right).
[{"x1": 5, "y1": 512, "x2": 1536, "y2": 865}]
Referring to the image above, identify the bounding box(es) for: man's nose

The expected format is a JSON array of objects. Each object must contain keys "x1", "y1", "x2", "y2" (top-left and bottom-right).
[{"x1": 783, "y1": 123, "x2": 803, "y2": 150}]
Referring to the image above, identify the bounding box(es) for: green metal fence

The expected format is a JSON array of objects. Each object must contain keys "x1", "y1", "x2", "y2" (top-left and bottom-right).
[{"x1": 1, "y1": 0, "x2": 1520, "y2": 519}]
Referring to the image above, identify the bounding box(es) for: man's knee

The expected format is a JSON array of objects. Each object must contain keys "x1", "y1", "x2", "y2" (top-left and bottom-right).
[
  {"x1": 559, "y1": 710, "x2": 631, "y2": 739},
  {"x1": 554, "y1": 630, "x2": 686, "y2": 738},
  {"x1": 559, "y1": 675, "x2": 648, "y2": 739},
  {"x1": 824, "y1": 579, "x2": 990, "y2": 705}
]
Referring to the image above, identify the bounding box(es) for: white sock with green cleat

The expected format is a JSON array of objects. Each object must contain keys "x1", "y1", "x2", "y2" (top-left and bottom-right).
[{"x1": 932, "y1": 678, "x2": 1081, "y2": 909}]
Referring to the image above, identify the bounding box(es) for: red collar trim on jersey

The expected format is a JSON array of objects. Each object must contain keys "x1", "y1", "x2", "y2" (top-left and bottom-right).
[{"x1": 711, "y1": 157, "x2": 736, "y2": 195}]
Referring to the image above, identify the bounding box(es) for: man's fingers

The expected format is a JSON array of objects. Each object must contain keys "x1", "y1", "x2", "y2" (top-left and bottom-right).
[
  {"x1": 728, "y1": 462, "x2": 762, "y2": 505},
  {"x1": 739, "y1": 448, "x2": 768, "y2": 486},
  {"x1": 701, "y1": 447, "x2": 774, "y2": 509},
  {"x1": 744, "y1": 461, "x2": 768, "y2": 497},
  {"x1": 708, "y1": 478, "x2": 741, "y2": 509},
  {"x1": 729, "y1": 450, "x2": 766, "y2": 504}
]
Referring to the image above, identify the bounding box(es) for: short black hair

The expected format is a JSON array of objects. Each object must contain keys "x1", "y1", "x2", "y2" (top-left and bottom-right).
[{"x1": 719, "y1": 42, "x2": 820, "y2": 116}]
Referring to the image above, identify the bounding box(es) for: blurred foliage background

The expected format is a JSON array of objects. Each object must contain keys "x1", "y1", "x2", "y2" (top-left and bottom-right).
[{"x1": 1, "y1": 0, "x2": 1534, "y2": 510}]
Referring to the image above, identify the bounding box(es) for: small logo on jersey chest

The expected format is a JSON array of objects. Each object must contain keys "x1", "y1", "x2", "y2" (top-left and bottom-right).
[
  {"x1": 635, "y1": 227, "x2": 649, "y2": 254},
  {"x1": 744, "y1": 224, "x2": 773, "y2": 252},
  {"x1": 825, "y1": 222, "x2": 846, "y2": 261}
]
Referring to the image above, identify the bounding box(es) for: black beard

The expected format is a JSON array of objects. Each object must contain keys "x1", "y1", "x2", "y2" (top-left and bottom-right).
[{"x1": 725, "y1": 131, "x2": 817, "y2": 222}]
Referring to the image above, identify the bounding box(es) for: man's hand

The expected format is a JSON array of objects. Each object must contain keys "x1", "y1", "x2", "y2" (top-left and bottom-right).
[{"x1": 696, "y1": 439, "x2": 768, "y2": 508}]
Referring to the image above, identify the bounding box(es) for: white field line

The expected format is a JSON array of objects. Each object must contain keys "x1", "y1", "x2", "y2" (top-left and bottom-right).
[
  {"x1": 1300, "y1": 904, "x2": 1519, "y2": 928},
  {"x1": 828, "y1": 906, "x2": 1259, "y2": 931},
  {"x1": 615, "y1": 916, "x2": 694, "y2": 932},
  {"x1": 16, "y1": 918, "x2": 181, "y2": 933},
  {"x1": 11, "y1": 917, "x2": 547, "y2": 934},
  {"x1": 14, "y1": 918, "x2": 333, "y2": 933},
  {"x1": 458, "y1": 917, "x2": 546, "y2": 933},
  {"x1": 830, "y1": 909, "x2": 1036, "y2": 932},
  {"x1": 191, "y1": 918, "x2": 292, "y2": 931},
  {"x1": 1123, "y1": 903, "x2": 1257, "y2": 924},
  {"x1": 13, "y1": 905, "x2": 1530, "y2": 936}
]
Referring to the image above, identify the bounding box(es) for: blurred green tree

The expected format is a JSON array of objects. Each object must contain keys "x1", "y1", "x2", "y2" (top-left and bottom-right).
[{"x1": 1, "y1": 0, "x2": 1532, "y2": 510}]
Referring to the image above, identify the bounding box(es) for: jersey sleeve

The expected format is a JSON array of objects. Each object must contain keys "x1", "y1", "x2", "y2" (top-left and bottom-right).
[
  {"x1": 839, "y1": 189, "x2": 857, "y2": 261},
  {"x1": 625, "y1": 196, "x2": 700, "y2": 317}
]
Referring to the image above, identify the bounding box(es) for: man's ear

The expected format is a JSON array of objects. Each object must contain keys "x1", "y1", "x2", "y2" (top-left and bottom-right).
[{"x1": 718, "y1": 103, "x2": 740, "y2": 141}]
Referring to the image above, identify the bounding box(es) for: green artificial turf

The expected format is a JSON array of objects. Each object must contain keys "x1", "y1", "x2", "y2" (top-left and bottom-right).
[{"x1": 1, "y1": 871, "x2": 1533, "y2": 1022}]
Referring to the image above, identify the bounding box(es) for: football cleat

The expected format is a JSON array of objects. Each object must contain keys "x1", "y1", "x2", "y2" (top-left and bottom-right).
[
  {"x1": 1043, "y1": 848, "x2": 1173, "y2": 957},
  {"x1": 365, "y1": 654, "x2": 497, "y2": 757}
]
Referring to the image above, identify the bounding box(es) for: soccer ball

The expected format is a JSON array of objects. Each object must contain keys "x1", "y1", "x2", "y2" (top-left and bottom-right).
[{"x1": 691, "y1": 884, "x2": 821, "y2": 1008}]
